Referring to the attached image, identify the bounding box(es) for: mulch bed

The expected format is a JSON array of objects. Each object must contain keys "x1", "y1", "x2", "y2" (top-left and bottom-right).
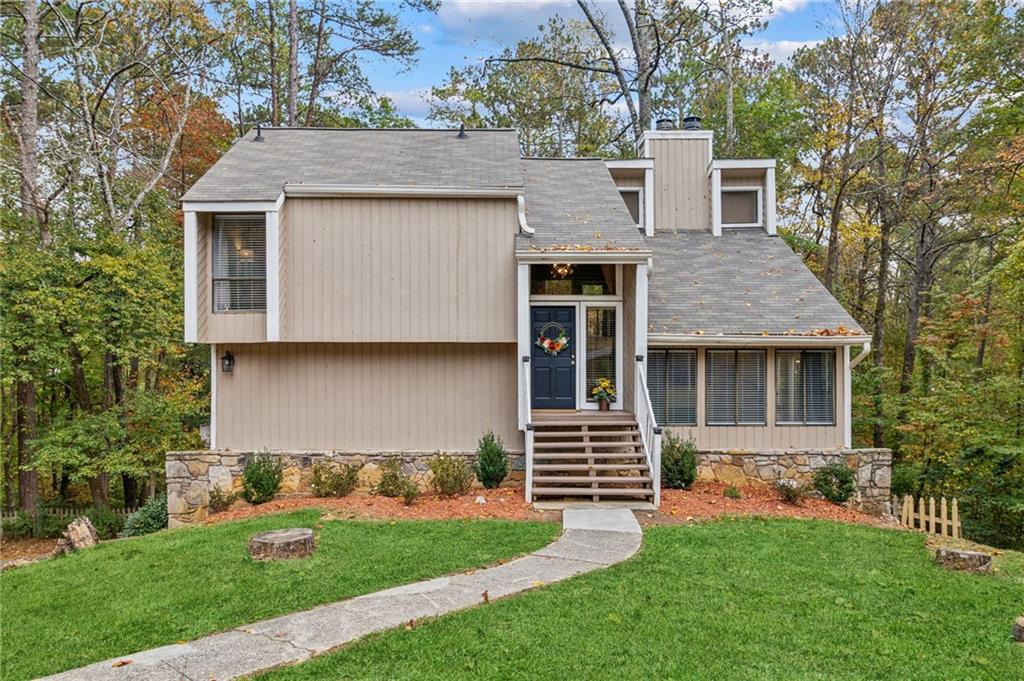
[
  {"x1": 643, "y1": 481, "x2": 886, "y2": 528},
  {"x1": 207, "y1": 487, "x2": 560, "y2": 525},
  {"x1": 0, "y1": 538, "x2": 59, "y2": 562},
  {"x1": 207, "y1": 482, "x2": 888, "y2": 529}
]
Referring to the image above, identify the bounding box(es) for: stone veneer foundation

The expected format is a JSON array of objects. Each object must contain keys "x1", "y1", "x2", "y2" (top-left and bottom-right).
[
  {"x1": 696, "y1": 448, "x2": 892, "y2": 516},
  {"x1": 165, "y1": 450, "x2": 523, "y2": 528}
]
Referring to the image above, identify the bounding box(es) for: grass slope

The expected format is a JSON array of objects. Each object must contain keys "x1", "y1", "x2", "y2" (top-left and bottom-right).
[
  {"x1": 261, "y1": 518, "x2": 1024, "y2": 681},
  {"x1": 0, "y1": 512, "x2": 556, "y2": 680}
]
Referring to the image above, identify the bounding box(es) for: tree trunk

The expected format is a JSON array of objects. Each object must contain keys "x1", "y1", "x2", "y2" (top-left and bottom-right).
[
  {"x1": 975, "y1": 240, "x2": 994, "y2": 368},
  {"x1": 823, "y1": 197, "x2": 843, "y2": 292},
  {"x1": 871, "y1": 214, "x2": 892, "y2": 449},
  {"x1": 16, "y1": 381, "x2": 39, "y2": 517},
  {"x1": 267, "y1": 0, "x2": 280, "y2": 126},
  {"x1": 122, "y1": 473, "x2": 139, "y2": 509},
  {"x1": 287, "y1": 0, "x2": 298, "y2": 126},
  {"x1": 900, "y1": 223, "x2": 935, "y2": 395},
  {"x1": 304, "y1": 0, "x2": 327, "y2": 126},
  {"x1": 88, "y1": 473, "x2": 110, "y2": 508}
]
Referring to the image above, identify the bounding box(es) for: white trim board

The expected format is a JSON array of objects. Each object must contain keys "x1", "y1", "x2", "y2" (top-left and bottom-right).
[
  {"x1": 708, "y1": 159, "x2": 776, "y2": 174},
  {"x1": 616, "y1": 186, "x2": 645, "y2": 233},
  {"x1": 283, "y1": 184, "x2": 522, "y2": 198},
  {"x1": 604, "y1": 158, "x2": 654, "y2": 170},
  {"x1": 516, "y1": 251, "x2": 651, "y2": 264},
  {"x1": 648, "y1": 334, "x2": 872, "y2": 347},
  {"x1": 182, "y1": 200, "x2": 280, "y2": 213},
  {"x1": 183, "y1": 211, "x2": 198, "y2": 343}
]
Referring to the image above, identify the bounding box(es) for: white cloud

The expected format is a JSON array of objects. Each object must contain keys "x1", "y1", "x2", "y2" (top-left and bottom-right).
[
  {"x1": 417, "y1": 23, "x2": 434, "y2": 34},
  {"x1": 381, "y1": 88, "x2": 435, "y2": 119},
  {"x1": 770, "y1": 0, "x2": 812, "y2": 15},
  {"x1": 745, "y1": 38, "x2": 821, "y2": 63}
]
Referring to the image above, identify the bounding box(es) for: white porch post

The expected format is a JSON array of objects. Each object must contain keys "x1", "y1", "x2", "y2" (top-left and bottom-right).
[
  {"x1": 843, "y1": 345, "x2": 852, "y2": 448},
  {"x1": 183, "y1": 211, "x2": 198, "y2": 343},
  {"x1": 635, "y1": 262, "x2": 649, "y2": 392},
  {"x1": 265, "y1": 209, "x2": 280, "y2": 341},
  {"x1": 517, "y1": 263, "x2": 530, "y2": 430},
  {"x1": 210, "y1": 343, "x2": 217, "y2": 449}
]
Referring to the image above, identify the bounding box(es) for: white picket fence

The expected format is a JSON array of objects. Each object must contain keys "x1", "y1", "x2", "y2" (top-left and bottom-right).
[
  {"x1": 892, "y1": 494, "x2": 961, "y2": 539},
  {"x1": 1, "y1": 506, "x2": 137, "y2": 521}
]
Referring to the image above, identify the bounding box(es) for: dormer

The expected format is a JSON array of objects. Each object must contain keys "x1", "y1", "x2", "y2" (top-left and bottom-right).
[{"x1": 709, "y1": 159, "x2": 777, "y2": 237}]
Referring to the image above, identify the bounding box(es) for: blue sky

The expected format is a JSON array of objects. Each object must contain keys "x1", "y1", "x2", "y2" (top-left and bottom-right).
[{"x1": 360, "y1": 0, "x2": 840, "y2": 122}]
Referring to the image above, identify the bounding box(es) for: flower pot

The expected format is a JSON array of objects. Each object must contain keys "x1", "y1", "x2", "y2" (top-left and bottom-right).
[{"x1": 598, "y1": 399, "x2": 610, "y2": 411}]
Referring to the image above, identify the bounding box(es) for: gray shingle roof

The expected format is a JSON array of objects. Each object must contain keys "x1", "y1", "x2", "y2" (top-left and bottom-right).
[
  {"x1": 182, "y1": 128, "x2": 524, "y2": 202},
  {"x1": 648, "y1": 229, "x2": 865, "y2": 337},
  {"x1": 516, "y1": 159, "x2": 649, "y2": 255}
]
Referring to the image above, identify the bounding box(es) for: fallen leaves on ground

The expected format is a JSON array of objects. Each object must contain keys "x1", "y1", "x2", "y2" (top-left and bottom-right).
[{"x1": 0, "y1": 538, "x2": 58, "y2": 561}]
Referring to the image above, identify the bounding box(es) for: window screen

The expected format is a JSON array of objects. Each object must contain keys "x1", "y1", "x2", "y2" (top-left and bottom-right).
[
  {"x1": 776, "y1": 350, "x2": 835, "y2": 424},
  {"x1": 706, "y1": 349, "x2": 765, "y2": 425},
  {"x1": 648, "y1": 350, "x2": 696, "y2": 425},
  {"x1": 619, "y1": 190, "x2": 641, "y2": 227},
  {"x1": 721, "y1": 190, "x2": 759, "y2": 225},
  {"x1": 212, "y1": 214, "x2": 266, "y2": 312}
]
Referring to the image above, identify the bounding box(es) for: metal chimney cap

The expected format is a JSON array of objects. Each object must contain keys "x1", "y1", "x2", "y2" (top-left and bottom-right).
[
  {"x1": 254, "y1": 123, "x2": 264, "y2": 142},
  {"x1": 655, "y1": 118, "x2": 675, "y2": 131},
  {"x1": 682, "y1": 115, "x2": 703, "y2": 130},
  {"x1": 457, "y1": 123, "x2": 468, "y2": 139}
]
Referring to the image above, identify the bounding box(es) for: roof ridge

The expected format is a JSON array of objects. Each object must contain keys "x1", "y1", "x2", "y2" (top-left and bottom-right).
[{"x1": 248, "y1": 127, "x2": 518, "y2": 133}]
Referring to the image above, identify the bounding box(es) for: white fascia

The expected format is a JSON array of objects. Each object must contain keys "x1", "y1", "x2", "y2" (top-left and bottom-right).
[
  {"x1": 181, "y1": 200, "x2": 279, "y2": 213},
  {"x1": 210, "y1": 343, "x2": 217, "y2": 449},
  {"x1": 647, "y1": 334, "x2": 873, "y2": 347},
  {"x1": 710, "y1": 167, "x2": 722, "y2": 237},
  {"x1": 516, "y1": 251, "x2": 652, "y2": 265},
  {"x1": 282, "y1": 184, "x2": 522, "y2": 198},
  {"x1": 707, "y1": 159, "x2": 776, "y2": 175},
  {"x1": 844, "y1": 345, "x2": 852, "y2": 447},
  {"x1": 604, "y1": 158, "x2": 654, "y2": 170}
]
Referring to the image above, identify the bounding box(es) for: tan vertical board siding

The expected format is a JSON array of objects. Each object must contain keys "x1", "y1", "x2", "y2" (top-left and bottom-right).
[
  {"x1": 649, "y1": 138, "x2": 710, "y2": 231},
  {"x1": 666, "y1": 345, "x2": 846, "y2": 449},
  {"x1": 215, "y1": 342, "x2": 523, "y2": 452},
  {"x1": 622, "y1": 264, "x2": 636, "y2": 408},
  {"x1": 196, "y1": 212, "x2": 267, "y2": 343},
  {"x1": 281, "y1": 197, "x2": 517, "y2": 342}
]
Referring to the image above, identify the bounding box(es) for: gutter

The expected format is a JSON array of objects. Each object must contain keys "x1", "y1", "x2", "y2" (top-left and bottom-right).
[
  {"x1": 648, "y1": 334, "x2": 872, "y2": 347},
  {"x1": 282, "y1": 184, "x2": 523, "y2": 198}
]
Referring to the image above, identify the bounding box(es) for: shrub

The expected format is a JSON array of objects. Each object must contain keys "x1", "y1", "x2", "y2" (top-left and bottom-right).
[
  {"x1": 310, "y1": 462, "x2": 361, "y2": 498},
  {"x1": 208, "y1": 486, "x2": 237, "y2": 513},
  {"x1": 723, "y1": 485, "x2": 742, "y2": 500},
  {"x1": 813, "y1": 464, "x2": 856, "y2": 504},
  {"x1": 890, "y1": 462, "x2": 923, "y2": 499},
  {"x1": 775, "y1": 479, "x2": 805, "y2": 505},
  {"x1": 373, "y1": 460, "x2": 412, "y2": 497},
  {"x1": 429, "y1": 454, "x2": 473, "y2": 497},
  {"x1": 662, "y1": 431, "x2": 698, "y2": 489},
  {"x1": 35, "y1": 512, "x2": 69, "y2": 539},
  {"x1": 401, "y1": 479, "x2": 420, "y2": 506},
  {"x1": 1, "y1": 511, "x2": 33, "y2": 539},
  {"x1": 86, "y1": 507, "x2": 125, "y2": 540},
  {"x1": 242, "y1": 452, "x2": 283, "y2": 504},
  {"x1": 474, "y1": 431, "x2": 508, "y2": 489},
  {"x1": 122, "y1": 495, "x2": 168, "y2": 537}
]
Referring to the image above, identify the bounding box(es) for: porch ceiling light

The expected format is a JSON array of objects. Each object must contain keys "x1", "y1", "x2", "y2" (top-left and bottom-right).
[
  {"x1": 220, "y1": 350, "x2": 235, "y2": 373},
  {"x1": 551, "y1": 263, "x2": 574, "y2": 279}
]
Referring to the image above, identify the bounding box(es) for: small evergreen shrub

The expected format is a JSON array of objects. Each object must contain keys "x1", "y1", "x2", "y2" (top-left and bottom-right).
[
  {"x1": 1, "y1": 510, "x2": 71, "y2": 539},
  {"x1": 310, "y1": 462, "x2": 361, "y2": 498},
  {"x1": 1, "y1": 511, "x2": 33, "y2": 539},
  {"x1": 775, "y1": 479, "x2": 805, "y2": 505},
  {"x1": 429, "y1": 454, "x2": 473, "y2": 497},
  {"x1": 208, "y1": 486, "x2": 237, "y2": 513},
  {"x1": 662, "y1": 431, "x2": 698, "y2": 489},
  {"x1": 122, "y1": 495, "x2": 168, "y2": 537},
  {"x1": 474, "y1": 431, "x2": 508, "y2": 489},
  {"x1": 890, "y1": 462, "x2": 922, "y2": 499},
  {"x1": 86, "y1": 507, "x2": 125, "y2": 539},
  {"x1": 401, "y1": 479, "x2": 420, "y2": 506},
  {"x1": 242, "y1": 452, "x2": 283, "y2": 504},
  {"x1": 723, "y1": 485, "x2": 742, "y2": 499},
  {"x1": 373, "y1": 460, "x2": 412, "y2": 497},
  {"x1": 813, "y1": 464, "x2": 856, "y2": 504}
]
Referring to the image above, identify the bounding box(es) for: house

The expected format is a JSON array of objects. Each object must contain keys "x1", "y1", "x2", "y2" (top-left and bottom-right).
[{"x1": 170, "y1": 120, "x2": 891, "y2": 524}]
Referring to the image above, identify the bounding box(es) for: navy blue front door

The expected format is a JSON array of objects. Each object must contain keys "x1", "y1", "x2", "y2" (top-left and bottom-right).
[{"x1": 531, "y1": 306, "x2": 575, "y2": 409}]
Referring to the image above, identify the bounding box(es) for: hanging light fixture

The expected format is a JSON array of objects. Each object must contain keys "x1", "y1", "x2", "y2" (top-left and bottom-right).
[
  {"x1": 551, "y1": 263, "x2": 574, "y2": 279},
  {"x1": 220, "y1": 351, "x2": 235, "y2": 373}
]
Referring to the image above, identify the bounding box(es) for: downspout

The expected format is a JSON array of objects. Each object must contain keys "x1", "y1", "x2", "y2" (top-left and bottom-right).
[
  {"x1": 517, "y1": 195, "x2": 534, "y2": 234},
  {"x1": 844, "y1": 341, "x2": 871, "y2": 449},
  {"x1": 850, "y1": 341, "x2": 871, "y2": 369}
]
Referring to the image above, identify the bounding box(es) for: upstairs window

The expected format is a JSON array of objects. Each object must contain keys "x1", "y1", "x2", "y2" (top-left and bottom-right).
[
  {"x1": 530, "y1": 264, "x2": 617, "y2": 296},
  {"x1": 776, "y1": 350, "x2": 835, "y2": 425},
  {"x1": 212, "y1": 214, "x2": 266, "y2": 312},
  {"x1": 648, "y1": 349, "x2": 697, "y2": 426},
  {"x1": 706, "y1": 349, "x2": 765, "y2": 425},
  {"x1": 619, "y1": 189, "x2": 643, "y2": 231},
  {"x1": 721, "y1": 188, "x2": 761, "y2": 227}
]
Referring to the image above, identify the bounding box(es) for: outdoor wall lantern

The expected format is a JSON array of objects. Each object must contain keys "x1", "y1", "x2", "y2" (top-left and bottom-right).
[{"x1": 220, "y1": 351, "x2": 235, "y2": 373}]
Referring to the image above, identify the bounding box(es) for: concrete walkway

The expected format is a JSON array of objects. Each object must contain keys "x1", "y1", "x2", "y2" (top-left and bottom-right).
[{"x1": 43, "y1": 509, "x2": 641, "y2": 681}]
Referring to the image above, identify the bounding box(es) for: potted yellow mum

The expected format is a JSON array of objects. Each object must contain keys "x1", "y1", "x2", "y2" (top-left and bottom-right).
[{"x1": 591, "y1": 378, "x2": 616, "y2": 411}]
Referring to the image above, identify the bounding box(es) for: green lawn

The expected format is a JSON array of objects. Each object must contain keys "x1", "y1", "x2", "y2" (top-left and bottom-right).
[
  {"x1": 260, "y1": 518, "x2": 1024, "y2": 681},
  {"x1": 0, "y1": 512, "x2": 557, "y2": 680}
]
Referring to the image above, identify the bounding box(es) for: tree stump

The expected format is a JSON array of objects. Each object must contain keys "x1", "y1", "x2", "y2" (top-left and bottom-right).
[
  {"x1": 1013, "y1": 616, "x2": 1024, "y2": 644},
  {"x1": 53, "y1": 516, "x2": 99, "y2": 556},
  {"x1": 934, "y1": 546, "x2": 992, "y2": 573},
  {"x1": 248, "y1": 528, "x2": 314, "y2": 560}
]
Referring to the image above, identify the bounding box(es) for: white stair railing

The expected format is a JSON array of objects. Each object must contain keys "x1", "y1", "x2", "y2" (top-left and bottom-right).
[
  {"x1": 521, "y1": 355, "x2": 534, "y2": 502},
  {"x1": 635, "y1": 356, "x2": 662, "y2": 506}
]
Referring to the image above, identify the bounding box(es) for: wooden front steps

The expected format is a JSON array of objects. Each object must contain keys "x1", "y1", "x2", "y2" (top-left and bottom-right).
[{"x1": 529, "y1": 411, "x2": 653, "y2": 502}]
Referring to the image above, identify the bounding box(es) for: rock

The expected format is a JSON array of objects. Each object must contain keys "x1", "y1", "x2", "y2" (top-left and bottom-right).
[
  {"x1": 208, "y1": 465, "x2": 233, "y2": 491},
  {"x1": 249, "y1": 528, "x2": 315, "y2": 560},
  {"x1": 935, "y1": 546, "x2": 993, "y2": 573},
  {"x1": 1013, "y1": 616, "x2": 1024, "y2": 643},
  {"x1": 53, "y1": 516, "x2": 99, "y2": 556},
  {"x1": 475, "y1": 496, "x2": 486, "y2": 505}
]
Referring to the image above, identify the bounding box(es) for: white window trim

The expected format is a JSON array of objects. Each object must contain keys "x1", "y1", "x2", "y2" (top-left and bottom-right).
[
  {"x1": 720, "y1": 185, "x2": 764, "y2": 229},
  {"x1": 617, "y1": 187, "x2": 644, "y2": 232},
  {"x1": 183, "y1": 211, "x2": 198, "y2": 343},
  {"x1": 774, "y1": 348, "x2": 837, "y2": 427}
]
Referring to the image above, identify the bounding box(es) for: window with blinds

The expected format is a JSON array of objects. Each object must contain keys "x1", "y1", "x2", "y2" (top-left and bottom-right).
[
  {"x1": 212, "y1": 214, "x2": 267, "y2": 312},
  {"x1": 648, "y1": 350, "x2": 696, "y2": 425},
  {"x1": 776, "y1": 350, "x2": 835, "y2": 425},
  {"x1": 706, "y1": 349, "x2": 765, "y2": 425}
]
